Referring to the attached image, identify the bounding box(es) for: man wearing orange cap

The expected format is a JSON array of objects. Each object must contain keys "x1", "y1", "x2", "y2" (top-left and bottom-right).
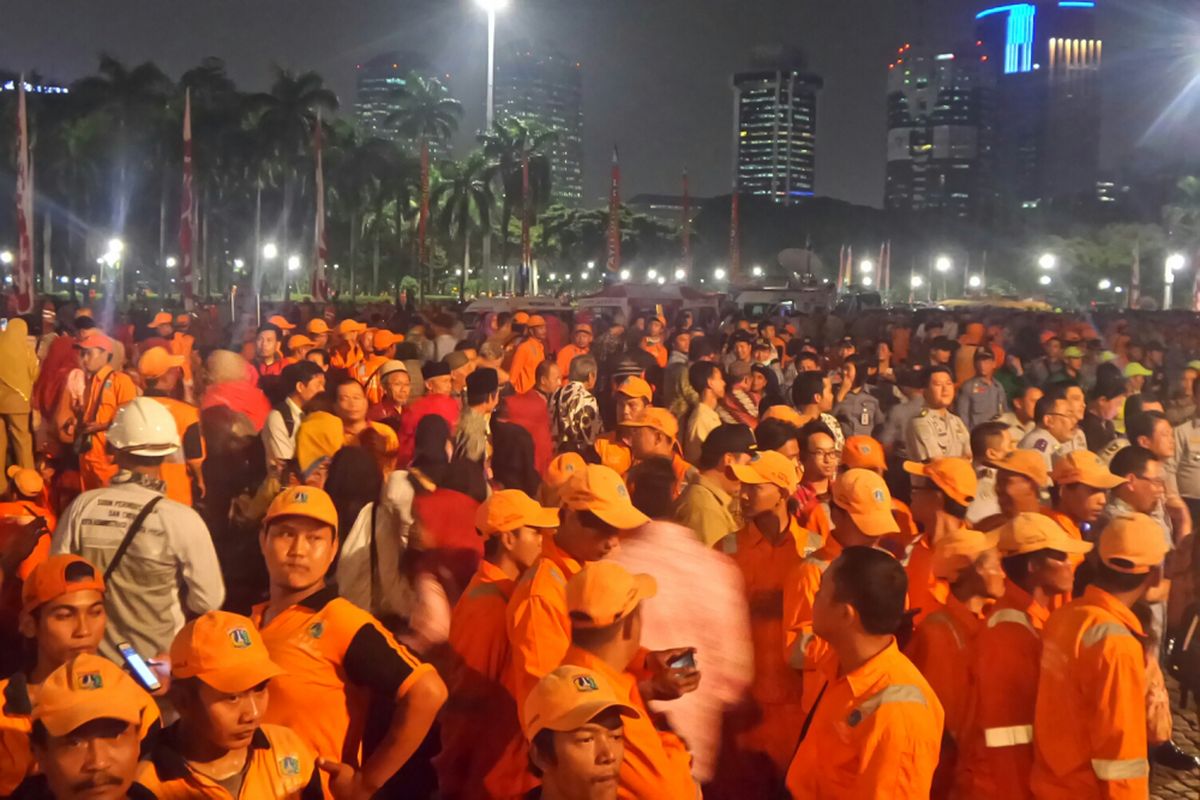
[
  {"x1": 509, "y1": 315, "x2": 548, "y2": 395},
  {"x1": 967, "y1": 513, "x2": 1093, "y2": 800},
  {"x1": 903, "y1": 457, "x2": 978, "y2": 625},
  {"x1": 285, "y1": 334, "x2": 317, "y2": 365},
  {"x1": 556, "y1": 322, "x2": 593, "y2": 378},
  {"x1": 1031, "y1": 513, "x2": 1167, "y2": 799},
  {"x1": 624, "y1": 407, "x2": 694, "y2": 493},
  {"x1": 252, "y1": 486, "x2": 446, "y2": 798},
  {"x1": 169, "y1": 313, "x2": 196, "y2": 388},
  {"x1": 138, "y1": 347, "x2": 205, "y2": 505},
  {"x1": 27, "y1": 653, "x2": 159, "y2": 800},
  {"x1": 306, "y1": 318, "x2": 331, "y2": 351},
  {"x1": 329, "y1": 320, "x2": 366, "y2": 372},
  {"x1": 983, "y1": 449, "x2": 1051, "y2": 530},
  {"x1": 71, "y1": 333, "x2": 137, "y2": 490},
  {"x1": 639, "y1": 315, "x2": 668, "y2": 369},
  {"x1": 592, "y1": 376, "x2": 653, "y2": 477},
  {"x1": 843, "y1": 434, "x2": 918, "y2": 543},
  {"x1": 268, "y1": 314, "x2": 296, "y2": 333},
  {"x1": 785, "y1": 546, "x2": 944, "y2": 800},
  {"x1": 1045, "y1": 449, "x2": 1126, "y2": 549},
  {"x1": 507, "y1": 465, "x2": 650, "y2": 706},
  {"x1": 437, "y1": 490, "x2": 559, "y2": 800},
  {"x1": 359, "y1": 330, "x2": 402, "y2": 404},
  {"x1": 0, "y1": 465, "x2": 55, "y2": 580},
  {"x1": 149, "y1": 311, "x2": 175, "y2": 340},
  {"x1": 561, "y1": 561, "x2": 699, "y2": 799}
]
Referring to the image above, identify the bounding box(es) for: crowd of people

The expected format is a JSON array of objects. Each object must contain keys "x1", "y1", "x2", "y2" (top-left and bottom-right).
[{"x1": 0, "y1": 294, "x2": 1197, "y2": 799}]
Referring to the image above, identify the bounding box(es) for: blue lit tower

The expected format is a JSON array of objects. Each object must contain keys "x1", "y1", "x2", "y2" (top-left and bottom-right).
[{"x1": 974, "y1": 1, "x2": 1102, "y2": 207}]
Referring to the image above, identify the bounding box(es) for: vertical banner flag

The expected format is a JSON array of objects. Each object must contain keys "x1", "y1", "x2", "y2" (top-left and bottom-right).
[
  {"x1": 729, "y1": 189, "x2": 741, "y2": 282},
  {"x1": 1130, "y1": 240, "x2": 1141, "y2": 309},
  {"x1": 179, "y1": 88, "x2": 195, "y2": 309},
  {"x1": 521, "y1": 155, "x2": 532, "y2": 278},
  {"x1": 882, "y1": 241, "x2": 892, "y2": 293},
  {"x1": 606, "y1": 147, "x2": 621, "y2": 273},
  {"x1": 1192, "y1": 251, "x2": 1200, "y2": 312},
  {"x1": 418, "y1": 139, "x2": 430, "y2": 271},
  {"x1": 14, "y1": 78, "x2": 34, "y2": 314},
  {"x1": 681, "y1": 169, "x2": 691, "y2": 270},
  {"x1": 846, "y1": 245, "x2": 854, "y2": 289},
  {"x1": 311, "y1": 112, "x2": 329, "y2": 301},
  {"x1": 837, "y1": 245, "x2": 845, "y2": 290}
]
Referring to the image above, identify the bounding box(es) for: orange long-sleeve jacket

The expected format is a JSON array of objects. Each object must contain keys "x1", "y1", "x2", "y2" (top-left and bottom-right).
[
  {"x1": 78, "y1": 366, "x2": 138, "y2": 490},
  {"x1": 505, "y1": 536, "x2": 582, "y2": 706},
  {"x1": 1031, "y1": 585, "x2": 1150, "y2": 800},
  {"x1": 508, "y1": 338, "x2": 546, "y2": 396},
  {"x1": 905, "y1": 538, "x2": 949, "y2": 626},
  {"x1": 905, "y1": 594, "x2": 985, "y2": 745}
]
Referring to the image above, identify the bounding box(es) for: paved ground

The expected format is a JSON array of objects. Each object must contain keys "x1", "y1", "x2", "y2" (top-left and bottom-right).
[{"x1": 1151, "y1": 678, "x2": 1200, "y2": 798}]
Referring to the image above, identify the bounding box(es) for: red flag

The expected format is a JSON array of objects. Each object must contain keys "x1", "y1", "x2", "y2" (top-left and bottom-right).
[
  {"x1": 681, "y1": 169, "x2": 691, "y2": 270},
  {"x1": 311, "y1": 112, "x2": 329, "y2": 301},
  {"x1": 729, "y1": 190, "x2": 741, "y2": 282},
  {"x1": 1130, "y1": 240, "x2": 1141, "y2": 309},
  {"x1": 418, "y1": 138, "x2": 430, "y2": 271},
  {"x1": 14, "y1": 78, "x2": 34, "y2": 314},
  {"x1": 606, "y1": 147, "x2": 621, "y2": 273},
  {"x1": 178, "y1": 88, "x2": 195, "y2": 309},
  {"x1": 837, "y1": 245, "x2": 845, "y2": 289},
  {"x1": 521, "y1": 155, "x2": 532, "y2": 275}
]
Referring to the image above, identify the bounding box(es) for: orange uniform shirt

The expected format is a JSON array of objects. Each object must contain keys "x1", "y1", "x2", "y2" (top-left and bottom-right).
[
  {"x1": 555, "y1": 344, "x2": 588, "y2": 379},
  {"x1": 905, "y1": 538, "x2": 949, "y2": 626},
  {"x1": 905, "y1": 594, "x2": 984, "y2": 743},
  {"x1": 148, "y1": 395, "x2": 204, "y2": 506},
  {"x1": 782, "y1": 537, "x2": 842, "y2": 666},
  {"x1": 562, "y1": 646, "x2": 697, "y2": 800},
  {"x1": 641, "y1": 341, "x2": 668, "y2": 369},
  {"x1": 1031, "y1": 586, "x2": 1149, "y2": 800},
  {"x1": 437, "y1": 561, "x2": 535, "y2": 800},
  {"x1": 79, "y1": 365, "x2": 138, "y2": 490},
  {"x1": 135, "y1": 724, "x2": 322, "y2": 799},
  {"x1": 786, "y1": 639, "x2": 945, "y2": 799},
  {"x1": 251, "y1": 586, "x2": 433, "y2": 772},
  {"x1": 508, "y1": 338, "x2": 546, "y2": 396},
  {"x1": 330, "y1": 343, "x2": 363, "y2": 372},
  {"x1": 965, "y1": 580, "x2": 1050, "y2": 800},
  {"x1": 505, "y1": 536, "x2": 582, "y2": 705},
  {"x1": 169, "y1": 332, "x2": 195, "y2": 382}
]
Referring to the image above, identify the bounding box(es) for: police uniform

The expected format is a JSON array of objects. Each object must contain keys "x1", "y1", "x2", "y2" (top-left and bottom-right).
[
  {"x1": 1018, "y1": 427, "x2": 1080, "y2": 473},
  {"x1": 995, "y1": 411, "x2": 1035, "y2": 445},
  {"x1": 881, "y1": 395, "x2": 926, "y2": 457},
  {"x1": 1172, "y1": 419, "x2": 1200, "y2": 516},
  {"x1": 905, "y1": 408, "x2": 971, "y2": 461},
  {"x1": 835, "y1": 389, "x2": 882, "y2": 439},
  {"x1": 956, "y1": 377, "x2": 1007, "y2": 431}
]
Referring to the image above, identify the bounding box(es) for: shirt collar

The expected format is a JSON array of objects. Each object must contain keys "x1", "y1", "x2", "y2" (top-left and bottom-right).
[
  {"x1": 151, "y1": 723, "x2": 271, "y2": 782},
  {"x1": 542, "y1": 536, "x2": 583, "y2": 579},
  {"x1": 477, "y1": 560, "x2": 513, "y2": 586},
  {"x1": 1082, "y1": 585, "x2": 1145, "y2": 637},
  {"x1": 298, "y1": 583, "x2": 340, "y2": 611},
  {"x1": 943, "y1": 594, "x2": 986, "y2": 637},
  {"x1": 696, "y1": 473, "x2": 733, "y2": 506},
  {"x1": 821, "y1": 638, "x2": 906, "y2": 698},
  {"x1": 1001, "y1": 579, "x2": 1051, "y2": 628},
  {"x1": 744, "y1": 515, "x2": 807, "y2": 553}
]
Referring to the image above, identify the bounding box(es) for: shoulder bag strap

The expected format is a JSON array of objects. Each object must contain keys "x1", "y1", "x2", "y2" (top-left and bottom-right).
[
  {"x1": 368, "y1": 501, "x2": 380, "y2": 611},
  {"x1": 104, "y1": 496, "x2": 164, "y2": 583}
]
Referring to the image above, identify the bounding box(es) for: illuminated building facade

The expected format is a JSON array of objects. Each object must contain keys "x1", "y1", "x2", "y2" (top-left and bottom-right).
[
  {"x1": 732, "y1": 46, "x2": 822, "y2": 204},
  {"x1": 495, "y1": 41, "x2": 584, "y2": 207}
]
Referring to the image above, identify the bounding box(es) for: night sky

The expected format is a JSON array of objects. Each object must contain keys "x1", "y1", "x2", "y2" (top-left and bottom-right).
[{"x1": 1, "y1": 0, "x2": 1196, "y2": 207}]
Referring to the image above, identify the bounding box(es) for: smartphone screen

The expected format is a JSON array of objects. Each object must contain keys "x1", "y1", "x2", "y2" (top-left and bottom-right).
[
  {"x1": 669, "y1": 651, "x2": 696, "y2": 670},
  {"x1": 117, "y1": 641, "x2": 162, "y2": 692}
]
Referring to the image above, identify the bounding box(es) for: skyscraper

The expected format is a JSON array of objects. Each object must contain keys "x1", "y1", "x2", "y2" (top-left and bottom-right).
[
  {"x1": 354, "y1": 51, "x2": 431, "y2": 140},
  {"x1": 884, "y1": 43, "x2": 993, "y2": 217},
  {"x1": 495, "y1": 41, "x2": 584, "y2": 207},
  {"x1": 974, "y1": 0, "x2": 1102, "y2": 207},
  {"x1": 732, "y1": 45, "x2": 822, "y2": 205}
]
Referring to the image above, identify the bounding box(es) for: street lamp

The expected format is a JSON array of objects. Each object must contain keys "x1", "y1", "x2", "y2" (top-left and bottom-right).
[
  {"x1": 714, "y1": 268, "x2": 727, "y2": 281},
  {"x1": 587, "y1": 260, "x2": 596, "y2": 271},
  {"x1": 263, "y1": 242, "x2": 279, "y2": 261},
  {"x1": 107, "y1": 238, "x2": 124, "y2": 256},
  {"x1": 287, "y1": 255, "x2": 301, "y2": 272},
  {"x1": 1039, "y1": 274, "x2": 1052, "y2": 286},
  {"x1": 1098, "y1": 278, "x2": 1112, "y2": 290},
  {"x1": 752, "y1": 265, "x2": 764, "y2": 278},
  {"x1": 935, "y1": 256, "x2": 952, "y2": 273},
  {"x1": 0, "y1": 251, "x2": 12, "y2": 266},
  {"x1": 165, "y1": 256, "x2": 177, "y2": 268},
  {"x1": 647, "y1": 269, "x2": 658, "y2": 281},
  {"x1": 1038, "y1": 253, "x2": 1057, "y2": 270},
  {"x1": 860, "y1": 260, "x2": 875, "y2": 274},
  {"x1": 910, "y1": 274, "x2": 924, "y2": 288},
  {"x1": 968, "y1": 275, "x2": 983, "y2": 289},
  {"x1": 619, "y1": 268, "x2": 631, "y2": 281},
  {"x1": 674, "y1": 268, "x2": 687, "y2": 281},
  {"x1": 1164, "y1": 252, "x2": 1186, "y2": 309},
  {"x1": 476, "y1": 0, "x2": 508, "y2": 293},
  {"x1": 862, "y1": 275, "x2": 874, "y2": 287}
]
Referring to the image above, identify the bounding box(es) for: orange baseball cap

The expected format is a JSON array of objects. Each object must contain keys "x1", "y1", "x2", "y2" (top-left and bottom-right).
[
  {"x1": 903, "y1": 458, "x2": 977, "y2": 506},
  {"x1": 761, "y1": 405, "x2": 804, "y2": 427},
  {"x1": 567, "y1": 561, "x2": 657, "y2": 629},
  {"x1": 622, "y1": 407, "x2": 679, "y2": 445},
  {"x1": 76, "y1": 332, "x2": 113, "y2": 353},
  {"x1": 171, "y1": 610, "x2": 284, "y2": 694},
  {"x1": 33, "y1": 654, "x2": 152, "y2": 737},
  {"x1": 573, "y1": 323, "x2": 593, "y2": 335},
  {"x1": 545, "y1": 453, "x2": 586, "y2": 489},
  {"x1": 512, "y1": 311, "x2": 531, "y2": 325},
  {"x1": 931, "y1": 527, "x2": 999, "y2": 580},
  {"x1": 561, "y1": 464, "x2": 650, "y2": 530},
  {"x1": 7, "y1": 464, "x2": 44, "y2": 498},
  {"x1": 336, "y1": 319, "x2": 367, "y2": 335},
  {"x1": 1051, "y1": 450, "x2": 1126, "y2": 489},
  {"x1": 287, "y1": 334, "x2": 317, "y2": 352},
  {"x1": 22, "y1": 555, "x2": 105, "y2": 615},
  {"x1": 1098, "y1": 514, "x2": 1169, "y2": 575},
  {"x1": 174, "y1": 314, "x2": 191, "y2": 327},
  {"x1": 615, "y1": 376, "x2": 653, "y2": 401},
  {"x1": 522, "y1": 665, "x2": 640, "y2": 741},
  {"x1": 476, "y1": 489, "x2": 560, "y2": 537},
  {"x1": 137, "y1": 346, "x2": 185, "y2": 379},
  {"x1": 526, "y1": 315, "x2": 547, "y2": 328},
  {"x1": 307, "y1": 319, "x2": 331, "y2": 335},
  {"x1": 996, "y1": 512, "x2": 1094, "y2": 557},
  {"x1": 149, "y1": 312, "x2": 174, "y2": 328},
  {"x1": 374, "y1": 330, "x2": 404, "y2": 349},
  {"x1": 843, "y1": 436, "x2": 886, "y2": 471},
  {"x1": 267, "y1": 315, "x2": 296, "y2": 331},
  {"x1": 728, "y1": 450, "x2": 800, "y2": 495},
  {"x1": 993, "y1": 449, "x2": 1051, "y2": 488},
  {"x1": 263, "y1": 486, "x2": 339, "y2": 533},
  {"x1": 832, "y1": 468, "x2": 900, "y2": 536}
]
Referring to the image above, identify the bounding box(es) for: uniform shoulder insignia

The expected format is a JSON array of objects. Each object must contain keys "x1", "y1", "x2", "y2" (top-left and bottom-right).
[
  {"x1": 1034, "y1": 438, "x2": 1048, "y2": 452},
  {"x1": 918, "y1": 408, "x2": 929, "y2": 418}
]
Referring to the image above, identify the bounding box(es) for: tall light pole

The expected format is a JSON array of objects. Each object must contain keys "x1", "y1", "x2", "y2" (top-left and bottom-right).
[
  {"x1": 1165, "y1": 253, "x2": 1186, "y2": 310},
  {"x1": 476, "y1": 0, "x2": 508, "y2": 294}
]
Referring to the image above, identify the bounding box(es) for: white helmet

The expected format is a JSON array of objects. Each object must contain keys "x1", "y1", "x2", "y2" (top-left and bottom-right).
[{"x1": 107, "y1": 397, "x2": 181, "y2": 457}]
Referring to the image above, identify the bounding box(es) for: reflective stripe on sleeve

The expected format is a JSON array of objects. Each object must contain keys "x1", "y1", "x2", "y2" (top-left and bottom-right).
[
  {"x1": 788, "y1": 630, "x2": 815, "y2": 670},
  {"x1": 847, "y1": 684, "x2": 929, "y2": 728},
  {"x1": 987, "y1": 608, "x2": 1036, "y2": 635},
  {"x1": 1090, "y1": 757, "x2": 1149, "y2": 780},
  {"x1": 1080, "y1": 621, "x2": 1133, "y2": 648},
  {"x1": 983, "y1": 724, "x2": 1033, "y2": 748}
]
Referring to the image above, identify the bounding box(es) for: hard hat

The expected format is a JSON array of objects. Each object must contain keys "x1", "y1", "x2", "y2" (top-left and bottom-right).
[{"x1": 107, "y1": 398, "x2": 181, "y2": 457}]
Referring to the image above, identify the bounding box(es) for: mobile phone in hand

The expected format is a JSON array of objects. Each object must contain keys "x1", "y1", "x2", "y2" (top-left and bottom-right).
[
  {"x1": 669, "y1": 650, "x2": 696, "y2": 670},
  {"x1": 117, "y1": 641, "x2": 163, "y2": 692}
]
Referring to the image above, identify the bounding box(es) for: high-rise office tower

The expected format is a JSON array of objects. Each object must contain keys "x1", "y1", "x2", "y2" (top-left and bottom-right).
[
  {"x1": 495, "y1": 41, "x2": 584, "y2": 207},
  {"x1": 884, "y1": 43, "x2": 993, "y2": 217},
  {"x1": 732, "y1": 45, "x2": 822, "y2": 205},
  {"x1": 354, "y1": 51, "x2": 432, "y2": 139}
]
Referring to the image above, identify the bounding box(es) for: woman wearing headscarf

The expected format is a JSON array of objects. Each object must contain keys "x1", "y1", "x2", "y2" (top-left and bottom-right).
[{"x1": 0, "y1": 318, "x2": 38, "y2": 490}]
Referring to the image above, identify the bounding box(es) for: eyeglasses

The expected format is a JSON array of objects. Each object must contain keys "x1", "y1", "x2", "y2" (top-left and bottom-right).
[
  {"x1": 809, "y1": 449, "x2": 839, "y2": 461},
  {"x1": 1134, "y1": 473, "x2": 1166, "y2": 489}
]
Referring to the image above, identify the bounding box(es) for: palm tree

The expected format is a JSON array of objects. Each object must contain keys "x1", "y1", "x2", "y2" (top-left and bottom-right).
[
  {"x1": 434, "y1": 151, "x2": 496, "y2": 298},
  {"x1": 327, "y1": 122, "x2": 394, "y2": 297},
  {"x1": 480, "y1": 117, "x2": 556, "y2": 291}
]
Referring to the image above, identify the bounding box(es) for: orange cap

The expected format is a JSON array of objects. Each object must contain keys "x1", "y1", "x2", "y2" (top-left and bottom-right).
[
  {"x1": 264, "y1": 485, "x2": 339, "y2": 534},
  {"x1": 545, "y1": 453, "x2": 586, "y2": 489},
  {"x1": 307, "y1": 319, "x2": 330, "y2": 335},
  {"x1": 287, "y1": 334, "x2": 317, "y2": 352},
  {"x1": 137, "y1": 346, "x2": 185, "y2": 379},
  {"x1": 171, "y1": 610, "x2": 283, "y2": 694},
  {"x1": 614, "y1": 376, "x2": 653, "y2": 401},
  {"x1": 512, "y1": 311, "x2": 531, "y2": 325},
  {"x1": 761, "y1": 405, "x2": 804, "y2": 427},
  {"x1": 832, "y1": 468, "x2": 900, "y2": 536},
  {"x1": 1098, "y1": 513, "x2": 1169, "y2": 575},
  {"x1": 573, "y1": 323, "x2": 593, "y2": 335},
  {"x1": 567, "y1": 561, "x2": 657, "y2": 629},
  {"x1": 1051, "y1": 450, "x2": 1126, "y2": 489},
  {"x1": 22, "y1": 555, "x2": 105, "y2": 615},
  {"x1": 1039, "y1": 330, "x2": 1058, "y2": 344},
  {"x1": 267, "y1": 315, "x2": 296, "y2": 331},
  {"x1": 149, "y1": 312, "x2": 174, "y2": 328},
  {"x1": 622, "y1": 407, "x2": 679, "y2": 444},
  {"x1": 76, "y1": 332, "x2": 113, "y2": 353},
  {"x1": 521, "y1": 665, "x2": 640, "y2": 741},
  {"x1": 33, "y1": 653, "x2": 152, "y2": 737},
  {"x1": 997, "y1": 512, "x2": 1094, "y2": 557},
  {"x1": 336, "y1": 319, "x2": 367, "y2": 335},
  {"x1": 526, "y1": 315, "x2": 547, "y2": 328},
  {"x1": 993, "y1": 450, "x2": 1051, "y2": 488},
  {"x1": 931, "y1": 527, "x2": 999, "y2": 580},
  {"x1": 561, "y1": 464, "x2": 650, "y2": 530},
  {"x1": 903, "y1": 458, "x2": 977, "y2": 506},
  {"x1": 7, "y1": 464, "x2": 44, "y2": 498},
  {"x1": 476, "y1": 489, "x2": 560, "y2": 537},
  {"x1": 843, "y1": 436, "x2": 886, "y2": 471},
  {"x1": 174, "y1": 314, "x2": 191, "y2": 327},
  {"x1": 728, "y1": 450, "x2": 800, "y2": 495},
  {"x1": 374, "y1": 330, "x2": 404, "y2": 349}
]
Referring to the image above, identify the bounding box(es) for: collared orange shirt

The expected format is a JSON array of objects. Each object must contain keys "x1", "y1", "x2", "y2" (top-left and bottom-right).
[
  {"x1": 79, "y1": 365, "x2": 138, "y2": 490},
  {"x1": 169, "y1": 332, "x2": 194, "y2": 382},
  {"x1": 329, "y1": 343, "x2": 363, "y2": 372},
  {"x1": 1031, "y1": 585, "x2": 1149, "y2": 800},
  {"x1": 641, "y1": 341, "x2": 668, "y2": 369},
  {"x1": 555, "y1": 344, "x2": 588, "y2": 379},
  {"x1": 905, "y1": 593, "x2": 985, "y2": 745},
  {"x1": 966, "y1": 579, "x2": 1051, "y2": 800},
  {"x1": 905, "y1": 537, "x2": 949, "y2": 626},
  {"x1": 562, "y1": 646, "x2": 697, "y2": 800},
  {"x1": 148, "y1": 395, "x2": 204, "y2": 506},
  {"x1": 135, "y1": 723, "x2": 322, "y2": 799},
  {"x1": 783, "y1": 537, "x2": 842, "y2": 664},
  {"x1": 786, "y1": 639, "x2": 945, "y2": 799},
  {"x1": 509, "y1": 338, "x2": 546, "y2": 395},
  {"x1": 437, "y1": 561, "x2": 534, "y2": 800},
  {"x1": 794, "y1": 491, "x2": 832, "y2": 551},
  {"x1": 505, "y1": 536, "x2": 583, "y2": 705},
  {"x1": 251, "y1": 585, "x2": 432, "y2": 770}
]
